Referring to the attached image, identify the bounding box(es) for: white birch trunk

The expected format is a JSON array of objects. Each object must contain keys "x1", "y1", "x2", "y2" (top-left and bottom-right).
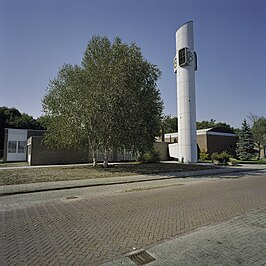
[
  {"x1": 103, "y1": 150, "x2": 108, "y2": 168},
  {"x1": 92, "y1": 150, "x2": 97, "y2": 167}
]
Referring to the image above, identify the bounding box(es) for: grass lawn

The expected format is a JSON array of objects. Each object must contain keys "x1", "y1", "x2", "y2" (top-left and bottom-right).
[
  {"x1": 0, "y1": 162, "x2": 28, "y2": 168},
  {"x1": 237, "y1": 159, "x2": 266, "y2": 164},
  {"x1": 0, "y1": 162, "x2": 216, "y2": 186}
]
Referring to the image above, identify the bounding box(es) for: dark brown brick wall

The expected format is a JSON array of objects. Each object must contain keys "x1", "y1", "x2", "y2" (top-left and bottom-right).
[
  {"x1": 29, "y1": 136, "x2": 90, "y2": 165},
  {"x1": 207, "y1": 135, "x2": 237, "y2": 156},
  {"x1": 161, "y1": 132, "x2": 238, "y2": 158}
]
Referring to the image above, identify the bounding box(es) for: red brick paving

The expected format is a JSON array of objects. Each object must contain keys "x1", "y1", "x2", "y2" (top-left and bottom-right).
[{"x1": 1, "y1": 175, "x2": 266, "y2": 265}]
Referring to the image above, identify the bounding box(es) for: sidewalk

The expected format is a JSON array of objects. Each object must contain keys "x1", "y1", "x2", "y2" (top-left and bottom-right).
[{"x1": 1, "y1": 164, "x2": 264, "y2": 196}]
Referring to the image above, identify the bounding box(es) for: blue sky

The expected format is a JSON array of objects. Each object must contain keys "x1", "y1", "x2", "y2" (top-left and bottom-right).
[{"x1": 0, "y1": 0, "x2": 265, "y2": 128}]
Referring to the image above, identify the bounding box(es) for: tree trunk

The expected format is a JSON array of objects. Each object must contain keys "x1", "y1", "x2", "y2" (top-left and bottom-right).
[
  {"x1": 103, "y1": 150, "x2": 108, "y2": 168},
  {"x1": 258, "y1": 143, "x2": 261, "y2": 160},
  {"x1": 92, "y1": 150, "x2": 97, "y2": 167}
]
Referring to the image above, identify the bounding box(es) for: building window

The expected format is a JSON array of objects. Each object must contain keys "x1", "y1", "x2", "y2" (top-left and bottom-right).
[
  {"x1": 8, "y1": 141, "x2": 17, "y2": 153},
  {"x1": 18, "y1": 141, "x2": 27, "y2": 153}
]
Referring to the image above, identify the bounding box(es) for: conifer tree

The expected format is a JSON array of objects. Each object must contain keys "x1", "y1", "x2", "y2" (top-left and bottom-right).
[{"x1": 236, "y1": 119, "x2": 254, "y2": 160}]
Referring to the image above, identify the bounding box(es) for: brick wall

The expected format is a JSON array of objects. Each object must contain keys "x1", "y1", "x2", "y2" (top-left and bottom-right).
[
  {"x1": 28, "y1": 136, "x2": 90, "y2": 165},
  {"x1": 154, "y1": 142, "x2": 170, "y2": 161},
  {"x1": 207, "y1": 135, "x2": 238, "y2": 156}
]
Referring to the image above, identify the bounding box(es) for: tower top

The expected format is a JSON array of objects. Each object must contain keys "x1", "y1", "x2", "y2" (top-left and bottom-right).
[{"x1": 176, "y1": 21, "x2": 193, "y2": 32}]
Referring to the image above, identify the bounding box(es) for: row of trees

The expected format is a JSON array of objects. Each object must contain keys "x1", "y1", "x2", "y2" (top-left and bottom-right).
[
  {"x1": 2, "y1": 108, "x2": 265, "y2": 162},
  {"x1": 1, "y1": 108, "x2": 265, "y2": 162},
  {"x1": 237, "y1": 116, "x2": 266, "y2": 160},
  {"x1": 0, "y1": 107, "x2": 45, "y2": 130},
  {"x1": 162, "y1": 116, "x2": 235, "y2": 134}
]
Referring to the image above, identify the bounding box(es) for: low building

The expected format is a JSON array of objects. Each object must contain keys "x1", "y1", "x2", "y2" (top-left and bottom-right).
[
  {"x1": 162, "y1": 128, "x2": 238, "y2": 158},
  {"x1": 3, "y1": 128, "x2": 46, "y2": 162},
  {"x1": 3, "y1": 127, "x2": 238, "y2": 165},
  {"x1": 27, "y1": 135, "x2": 136, "y2": 166},
  {"x1": 3, "y1": 128, "x2": 136, "y2": 165}
]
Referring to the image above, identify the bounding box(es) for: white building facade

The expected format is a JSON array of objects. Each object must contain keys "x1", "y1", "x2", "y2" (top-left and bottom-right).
[{"x1": 4, "y1": 128, "x2": 28, "y2": 162}]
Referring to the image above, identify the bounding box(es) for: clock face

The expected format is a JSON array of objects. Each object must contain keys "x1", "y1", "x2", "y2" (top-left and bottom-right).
[
  {"x1": 177, "y1": 48, "x2": 195, "y2": 69},
  {"x1": 174, "y1": 57, "x2": 177, "y2": 68},
  {"x1": 173, "y1": 57, "x2": 178, "y2": 72},
  {"x1": 187, "y1": 51, "x2": 194, "y2": 63}
]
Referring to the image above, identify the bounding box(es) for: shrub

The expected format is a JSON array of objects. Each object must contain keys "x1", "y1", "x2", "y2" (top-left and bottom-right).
[
  {"x1": 219, "y1": 151, "x2": 230, "y2": 162},
  {"x1": 211, "y1": 152, "x2": 219, "y2": 162},
  {"x1": 228, "y1": 157, "x2": 238, "y2": 166},
  {"x1": 211, "y1": 151, "x2": 230, "y2": 164},
  {"x1": 138, "y1": 148, "x2": 160, "y2": 163},
  {"x1": 199, "y1": 149, "x2": 209, "y2": 161}
]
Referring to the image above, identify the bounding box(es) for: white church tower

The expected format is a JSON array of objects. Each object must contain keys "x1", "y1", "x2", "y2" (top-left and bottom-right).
[{"x1": 174, "y1": 21, "x2": 197, "y2": 163}]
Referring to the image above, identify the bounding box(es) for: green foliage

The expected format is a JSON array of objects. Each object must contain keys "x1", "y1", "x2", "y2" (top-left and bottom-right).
[
  {"x1": 236, "y1": 119, "x2": 254, "y2": 160},
  {"x1": 42, "y1": 36, "x2": 163, "y2": 164},
  {"x1": 0, "y1": 106, "x2": 43, "y2": 130},
  {"x1": 199, "y1": 149, "x2": 209, "y2": 161},
  {"x1": 0, "y1": 106, "x2": 45, "y2": 156},
  {"x1": 35, "y1": 116, "x2": 49, "y2": 130},
  {"x1": 138, "y1": 148, "x2": 160, "y2": 163},
  {"x1": 211, "y1": 152, "x2": 219, "y2": 162},
  {"x1": 161, "y1": 115, "x2": 177, "y2": 134},
  {"x1": 252, "y1": 117, "x2": 266, "y2": 144},
  {"x1": 211, "y1": 151, "x2": 230, "y2": 164},
  {"x1": 196, "y1": 119, "x2": 235, "y2": 133},
  {"x1": 219, "y1": 151, "x2": 230, "y2": 161},
  {"x1": 196, "y1": 119, "x2": 216, "y2": 129},
  {"x1": 251, "y1": 116, "x2": 266, "y2": 158},
  {"x1": 161, "y1": 117, "x2": 235, "y2": 138}
]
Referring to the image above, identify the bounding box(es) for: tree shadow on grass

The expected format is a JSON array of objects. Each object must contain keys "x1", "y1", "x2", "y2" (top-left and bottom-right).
[{"x1": 99, "y1": 163, "x2": 217, "y2": 175}]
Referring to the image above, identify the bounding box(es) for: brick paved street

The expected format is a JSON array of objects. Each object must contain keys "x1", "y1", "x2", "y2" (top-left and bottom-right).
[
  {"x1": 105, "y1": 208, "x2": 266, "y2": 265},
  {"x1": 1, "y1": 171, "x2": 266, "y2": 265}
]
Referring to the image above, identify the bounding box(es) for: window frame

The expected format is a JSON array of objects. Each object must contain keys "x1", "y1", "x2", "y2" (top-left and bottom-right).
[{"x1": 8, "y1": 141, "x2": 17, "y2": 153}]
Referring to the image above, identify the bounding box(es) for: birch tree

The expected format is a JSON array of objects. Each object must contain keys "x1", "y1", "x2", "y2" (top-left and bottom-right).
[{"x1": 42, "y1": 36, "x2": 163, "y2": 166}]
